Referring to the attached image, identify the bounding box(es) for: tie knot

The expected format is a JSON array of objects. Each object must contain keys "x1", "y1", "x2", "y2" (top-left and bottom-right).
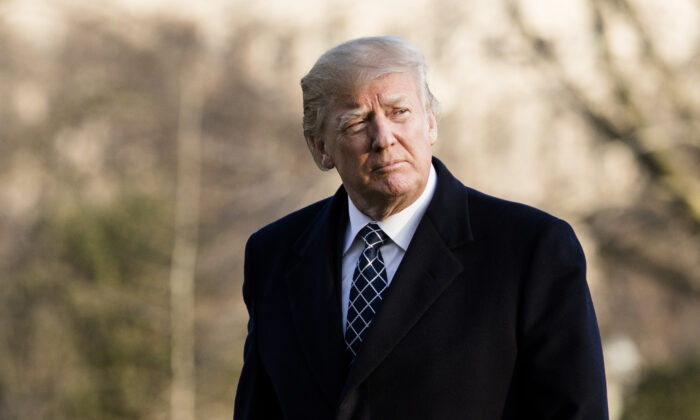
[{"x1": 359, "y1": 223, "x2": 388, "y2": 249}]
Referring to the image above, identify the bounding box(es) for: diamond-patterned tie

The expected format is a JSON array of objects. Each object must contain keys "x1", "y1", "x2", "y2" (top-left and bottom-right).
[{"x1": 345, "y1": 223, "x2": 390, "y2": 360}]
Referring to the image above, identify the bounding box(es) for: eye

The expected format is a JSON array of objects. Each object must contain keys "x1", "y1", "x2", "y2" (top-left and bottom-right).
[
  {"x1": 344, "y1": 120, "x2": 367, "y2": 134},
  {"x1": 393, "y1": 108, "x2": 410, "y2": 119}
]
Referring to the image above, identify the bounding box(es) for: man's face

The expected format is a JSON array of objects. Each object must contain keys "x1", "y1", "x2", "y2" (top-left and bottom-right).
[{"x1": 315, "y1": 72, "x2": 437, "y2": 217}]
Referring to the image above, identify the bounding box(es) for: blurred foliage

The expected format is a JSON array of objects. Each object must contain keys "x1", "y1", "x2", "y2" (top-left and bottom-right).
[
  {"x1": 0, "y1": 7, "x2": 313, "y2": 419},
  {"x1": 0, "y1": 195, "x2": 172, "y2": 419},
  {"x1": 621, "y1": 356, "x2": 700, "y2": 420},
  {"x1": 57, "y1": 196, "x2": 172, "y2": 418}
]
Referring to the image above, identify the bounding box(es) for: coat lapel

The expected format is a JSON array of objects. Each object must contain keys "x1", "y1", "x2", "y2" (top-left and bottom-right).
[
  {"x1": 284, "y1": 187, "x2": 349, "y2": 408},
  {"x1": 340, "y1": 158, "x2": 474, "y2": 402}
]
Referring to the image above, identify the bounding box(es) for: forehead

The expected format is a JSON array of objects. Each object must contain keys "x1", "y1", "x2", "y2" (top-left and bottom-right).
[{"x1": 331, "y1": 72, "x2": 423, "y2": 111}]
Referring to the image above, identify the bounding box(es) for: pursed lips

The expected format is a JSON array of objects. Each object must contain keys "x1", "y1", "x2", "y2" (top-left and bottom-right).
[{"x1": 371, "y1": 160, "x2": 406, "y2": 172}]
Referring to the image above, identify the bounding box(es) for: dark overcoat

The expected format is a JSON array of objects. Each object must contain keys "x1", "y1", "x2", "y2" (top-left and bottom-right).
[{"x1": 234, "y1": 158, "x2": 608, "y2": 420}]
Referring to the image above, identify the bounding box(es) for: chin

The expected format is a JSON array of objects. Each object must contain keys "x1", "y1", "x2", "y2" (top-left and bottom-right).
[{"x1": 376, "y1": 175, "x2": 419, "y2": 198}]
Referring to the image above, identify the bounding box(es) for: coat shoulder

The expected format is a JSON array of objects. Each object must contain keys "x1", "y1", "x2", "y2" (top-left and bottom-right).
[
  {"x1": 465, "y1": 187, "x2": 572, "y2": 239},
  {"x1": 248, "y1": 196, "x2": 333, "y2": 247}
]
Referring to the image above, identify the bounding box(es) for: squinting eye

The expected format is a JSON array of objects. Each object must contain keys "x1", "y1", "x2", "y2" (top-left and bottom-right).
[
  {"x1": 395, "y1": 108, "x2": 409, "y2": 115},
  {"x1": 345, "y1": 121, "x2": 366, "y2": 133}
]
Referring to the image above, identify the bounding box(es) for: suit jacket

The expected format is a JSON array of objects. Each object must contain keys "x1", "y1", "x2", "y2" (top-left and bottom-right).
[{"x1": 234, "y1": 158, "x2": 608, "y2": 420}]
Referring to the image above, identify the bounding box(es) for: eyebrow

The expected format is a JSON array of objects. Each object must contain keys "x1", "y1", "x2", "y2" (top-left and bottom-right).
[
  {"x1": 335, "y1": 94, "x2": 411, "y2": 131},
  {"x1": 381, "y1": 94, "x2": 410, "y2": 107},
  {"x1": 337, "y1": 107, "x2": 370, "y2": 131}
]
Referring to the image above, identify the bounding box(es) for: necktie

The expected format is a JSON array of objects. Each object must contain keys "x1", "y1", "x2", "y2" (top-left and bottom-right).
[{"x1": 345, "y1": 223, "x2": 390, "y2": 360}]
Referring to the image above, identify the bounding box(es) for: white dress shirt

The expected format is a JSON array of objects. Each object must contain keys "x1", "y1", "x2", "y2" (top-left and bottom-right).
[{"x1": 341, "y1": 164, "x2": 438, "y2": 334}]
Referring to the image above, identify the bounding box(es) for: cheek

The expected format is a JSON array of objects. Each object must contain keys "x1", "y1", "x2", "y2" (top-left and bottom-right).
[
  {"x1": 410, "y1": 124, "x2": 433, "y2": 151},
  {"x1": 342, "y1": 138, "x2": 371, "y2": 160},
  {"x1": 334, "y1": 145, "x2": 364, "y2": 174}
]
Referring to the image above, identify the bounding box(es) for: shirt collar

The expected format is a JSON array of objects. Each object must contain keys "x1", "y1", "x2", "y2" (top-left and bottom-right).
[{"x1": 344, "y1": 163, "x2": 438, "y2": 254}]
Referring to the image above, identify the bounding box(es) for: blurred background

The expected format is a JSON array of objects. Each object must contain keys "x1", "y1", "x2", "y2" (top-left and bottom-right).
[{"x1": 1, "y1": 0, "x2": 699, "y2": 419}]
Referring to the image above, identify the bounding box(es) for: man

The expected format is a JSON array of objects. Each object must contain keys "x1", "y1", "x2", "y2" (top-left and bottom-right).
[{"x1": 234, "y1": 35, "x2": 608, "y2": 419}]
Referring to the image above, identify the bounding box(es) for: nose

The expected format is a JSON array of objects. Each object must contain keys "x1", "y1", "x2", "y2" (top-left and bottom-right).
[{"x1": 370, "y1": 114, "x2": 396, "y2": 151}]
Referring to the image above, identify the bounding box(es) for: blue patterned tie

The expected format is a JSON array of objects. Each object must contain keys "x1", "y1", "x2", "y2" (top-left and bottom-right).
[{"x1": 345, "y1": 223, "x2": 390, "y2": 360}]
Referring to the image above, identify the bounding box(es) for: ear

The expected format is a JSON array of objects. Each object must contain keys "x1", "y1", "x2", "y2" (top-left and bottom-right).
[
  {"x1": 310, "y1": 135, "x2": 335, "y2": 170},
  {"x1": 427, "y1": 110, "x2": 438, "y2": 146}
]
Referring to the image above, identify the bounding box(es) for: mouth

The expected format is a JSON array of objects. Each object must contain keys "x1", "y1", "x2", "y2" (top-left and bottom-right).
[{"x1": 372, "y1": 160, "x2": 405, "y2": 172}]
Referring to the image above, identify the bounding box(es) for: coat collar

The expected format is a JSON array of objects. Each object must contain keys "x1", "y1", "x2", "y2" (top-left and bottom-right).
[{"x1": 424, "y1": 156, "x2": 474, "y2": 247}]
